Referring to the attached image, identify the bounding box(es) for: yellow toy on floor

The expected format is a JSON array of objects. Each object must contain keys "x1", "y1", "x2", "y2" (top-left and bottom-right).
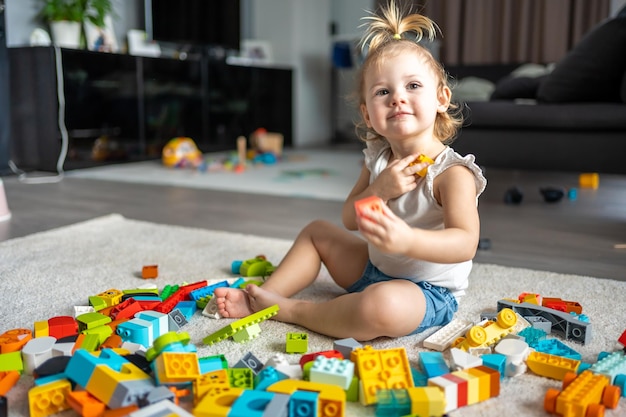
[{"x1": 161, "y1": 137, "x2": 206, "y2": 170}]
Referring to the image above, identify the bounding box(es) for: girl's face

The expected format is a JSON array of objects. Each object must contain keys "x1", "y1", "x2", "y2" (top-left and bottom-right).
[{"x1": 360, "y1": 50, "x2": 451, "y2": 143}]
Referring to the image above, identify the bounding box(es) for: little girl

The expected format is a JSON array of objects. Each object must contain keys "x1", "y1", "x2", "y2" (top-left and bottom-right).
[{"x1": 214, "y1": 1, "x2": 487, "y2": 341}]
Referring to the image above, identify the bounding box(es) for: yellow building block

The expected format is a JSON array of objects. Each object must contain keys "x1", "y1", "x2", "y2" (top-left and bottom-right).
[
  {"x1": 351, "y1": 346, "x2": 413, "y2": 406},
  {"x1": 154, "y1": 352, "x2": 201, "y2": 384},
  {"x1": 267, "y1": 379, "x2": 345, "y2": 417},
  {"x1": 28, "y1": 379, "x2": 71, "y2": 417},
  {"x1": 407, "y1": 386, "x2": 446, "y2": 416},
  {"x1": 34, "y1": 321, "x2": 49, "y2": 338},
  {"x1": 194, "y1": 369, "x2": 230, "y2": 404},
  {"x1": 526, "y1": 351, "x2": 581, "y2": 380},
  {"x1": 452, "y1": 370, "x2": 480, "y2": 405},
  {"x1": 85, "y1": 362, "x2": 153, "y2": 408},
  {"x1": 193, "y1": 386, "x2": 245, "y2": 417}
]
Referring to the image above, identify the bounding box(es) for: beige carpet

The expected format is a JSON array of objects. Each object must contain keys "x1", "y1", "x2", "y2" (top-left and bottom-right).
[{"x1": 1, "y1": 215, "x2": 624, "y2": 417}]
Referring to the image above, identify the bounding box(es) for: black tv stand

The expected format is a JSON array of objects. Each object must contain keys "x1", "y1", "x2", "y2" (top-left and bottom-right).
[{"x1": 8, "y1": 46, "x2": 293, "y2": 172}]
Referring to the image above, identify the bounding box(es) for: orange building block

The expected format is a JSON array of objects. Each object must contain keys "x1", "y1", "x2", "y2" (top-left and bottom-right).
[{"x1": 142, "y1": 265, "x2": 159, "y2": 279}]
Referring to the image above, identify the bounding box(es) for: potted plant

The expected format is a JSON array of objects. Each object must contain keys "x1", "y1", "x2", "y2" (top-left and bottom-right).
[{"x1": 38, "y1": 0, "x2": 113, "y2": 49}]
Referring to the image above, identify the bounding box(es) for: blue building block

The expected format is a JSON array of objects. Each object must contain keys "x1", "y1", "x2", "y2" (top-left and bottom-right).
[
  {"x1": 174, "y1": 301, "x2": 197, "y2": 320},
  {"x1": 230, "y1": 389, "x2": 275, "y2": 417},
  {"x1": 518, "y1": 327, "x2": 548, "y2": 346},
  {"x1": 254, "y1": 366, "x2": 289, "y2": 391},
  {"x1": 533, "y1": 338, "x2": 581, "y2": 360},
  {"x1": 481, "y1": 353, "x2": 507, "y2": 380},
  {"x1": 65, "y1": 349, "x2": 127, "y2": 388},
  {"x1": 135, "y1": 311, "x2": 169, "y2": 339},
  {"x1": 116, "y1": 318, "x2": 153, "y2": 347},
  {"x1": 198, "y1": 355, "x2": 228, "y2": 374},
  {"x1": 230, "y1": 278, "x2": 246, "y2": 289},
  {"x1": 189, "y1": 280, "x2": 229, "y2": 300},
  {"x1": 309, "y1": 356, "x2": 354, "y2": 390},
  {"x1": 289, "y1": 390, "x2": 318, "y2": 417},
  {"x1": 375, "y1": 389, "x2": 411, "y2": 417},
  {"x1": 410, "y1": 368, "x2": 428, "y2": 387},
  {"x1": 419, "y1": 351, "x2": 449, "y2": 378}
]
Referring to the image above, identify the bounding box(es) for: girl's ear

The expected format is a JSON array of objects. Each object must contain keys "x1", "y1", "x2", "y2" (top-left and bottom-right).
[
  {"x1": 437, "y1": 85, "x2": 452, "y2": 113},
  {"x1": 360, "y1": 103, "x2": 372, "y2": 127}
]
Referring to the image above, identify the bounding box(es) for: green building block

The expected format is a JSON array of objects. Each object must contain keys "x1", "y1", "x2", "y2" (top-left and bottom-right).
[
  {"x1": 202, "y1": 304, "x2": 279, "y2": 345},
  {"x1": 0, "y1": 351, "x2": 24, "y2": 373},
  {"x1": 286, "y1": 332, "x2": 308, "y2": 353}
]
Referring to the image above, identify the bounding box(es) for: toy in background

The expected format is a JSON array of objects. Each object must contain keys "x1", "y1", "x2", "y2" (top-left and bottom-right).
[
  {"x1": 249, "y1": 128, "x2": 283, "y2": 159},
  {"x1": 161, "y1": 137, "x2": 206, "y2": 171}
]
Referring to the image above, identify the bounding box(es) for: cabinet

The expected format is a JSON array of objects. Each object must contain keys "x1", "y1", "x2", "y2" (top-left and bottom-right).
[{"x1": 9, "y1": 47, "x2": 293, "y2": 171}]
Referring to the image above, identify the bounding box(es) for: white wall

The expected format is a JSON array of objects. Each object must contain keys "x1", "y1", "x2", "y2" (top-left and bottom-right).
[
  {"x1": 612, "y1": 0, "x2": 626, "y2": 15},
  {"x1": 249, "y1": 0, "x2": 332, "y2": 148}
]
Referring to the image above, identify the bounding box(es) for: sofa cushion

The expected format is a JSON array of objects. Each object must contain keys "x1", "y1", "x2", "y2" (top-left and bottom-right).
[
  {"x1": 464, "y1": 101, "x2": 626, "y2": 130},
  {"x1": 491, "y1": 75, "x2": 547, "y2": 100},
  {"x1": 537, "y1": 17, "x2": 626, "y2": 103}
]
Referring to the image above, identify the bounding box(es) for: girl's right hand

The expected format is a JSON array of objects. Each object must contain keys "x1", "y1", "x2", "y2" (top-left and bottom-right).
[{"x1": 370, "y1": 153, "x2": 425, "y2": 201}]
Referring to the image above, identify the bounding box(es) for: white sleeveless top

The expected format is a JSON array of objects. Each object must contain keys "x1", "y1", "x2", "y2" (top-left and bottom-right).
[{"x1": 363, "y1": 140, "x2": 487, "y2": 299}]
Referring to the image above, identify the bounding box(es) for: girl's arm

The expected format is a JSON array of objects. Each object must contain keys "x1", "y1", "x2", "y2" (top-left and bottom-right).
[{"x1": 357, "y1": 165, "x2": 480, "y2": 263}]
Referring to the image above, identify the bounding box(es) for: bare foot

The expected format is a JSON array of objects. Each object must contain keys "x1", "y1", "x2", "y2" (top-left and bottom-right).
[
  {"x1": 213, "y1": 287, "x2": 253, "y2": 318},
  {"x1": 247, "y1": 284, "x2": 300, "y2": 323}
]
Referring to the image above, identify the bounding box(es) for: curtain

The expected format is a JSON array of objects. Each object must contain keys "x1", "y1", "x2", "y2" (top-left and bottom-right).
[{"x1": 375, "y1": 0, "x2": 610, "y2": 65}]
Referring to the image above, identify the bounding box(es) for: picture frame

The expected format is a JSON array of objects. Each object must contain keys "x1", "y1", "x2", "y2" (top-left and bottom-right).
[{"x1": 84, "y1": 15, "x2": 118, "y2": 53}]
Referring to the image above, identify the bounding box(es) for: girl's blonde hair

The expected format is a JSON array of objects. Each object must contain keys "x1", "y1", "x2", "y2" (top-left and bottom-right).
[{"x1": 354, "y1": 1, "x2": 462, "y2": 145}]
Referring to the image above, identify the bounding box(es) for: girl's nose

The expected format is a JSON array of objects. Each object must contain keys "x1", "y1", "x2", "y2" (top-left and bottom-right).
[{"x1": 391, "y1": 91, "x2": 406, "y2": 105}]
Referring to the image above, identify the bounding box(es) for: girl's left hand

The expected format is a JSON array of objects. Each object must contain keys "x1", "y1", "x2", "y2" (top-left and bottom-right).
[{"x1": 356, "y1": 202, "x2": 414, "y2": 254}]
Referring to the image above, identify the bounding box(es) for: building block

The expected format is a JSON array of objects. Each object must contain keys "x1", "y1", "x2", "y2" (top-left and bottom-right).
[
  {"x1": 194, "y1": 370, "x2": 230, "y2": 404},
  {"x1": 299, "y1": 350, "x2": 344, "y2": 368},
  {"x1": 467, "y1": 366, "x2": 501, "y2": 399},
  {"x1": 0, "y1": 371, "x2": 20, "y2": 396},
  {"x1": 135, "y1": 311, "x2": 169, "y2": 340},
  {"x1": 517, "y1": 326, "x2": 548, "y2": 346},
  {"x1": 419, "y1": 351, "x2": 449, "y2": 378},
  {"x1": 202, "y1": 304, "x2": 279, "y2": 345},
  {"x1": 544, "y1": 370, "x2": 620, "y2": 417},
  {"x1": 533, "y1": 339, "x2": 581, "y2": 360},
  {"x1": 618, "y1": 329, "x2": 626, "y2": 348},
  {"x1": 28, "y1": 379, "x2": 71, "y2": 417},
  {"x1": 238, "y1": 256, "x2": 275, "y2": 277},
  {"x1": 116, "y1": 318, "x2": 154, "y2": 347},
  {"x1": 422, "y1": 318, "x2": 473, "y2": 351},
  {"x1": 453, "y1": 370, "x2": 480, "y2": 406},
  {"x1": 286, "y1": 332, "x2": 308, "y2": 353},
  {"x1": 267, "y1": 379, "x2": 345, "y2": 417},
  {"x1": 21, "y1": 337, "x2": 56, "y2": 375},
  {"x1": 233, "y1": 352, "x2": 264, "y2": 375},
  {"x1": 289, "y1": 390, "x2": 318, "y2": 417},
  {"x1": 309, "y1": 356, "x2": 355, "y2": 390},
  {"x1": 376, "y1": 388, "x2": 412, "y2": 416},
  {"x1": 202, "y1": 296, "x2": 221, "y2": 319},
  {"x1": 524, "y1": 316, "x2": 552, "y2": 333},
  {"x1": 409, "y1": 153, "x2": 435, "y2": 177},
  {"x1": 174, "y1": 300, "x2": 197, "y2": 320},
  {"x1": 261, "y1": 392, "x2": 290, "y2": 417},
  {"x1": 351, "y1": 346, "x2": 413, "y2": 406},
  {"x1": 198, "y1": 354, "x2": 228, "y2": 374},
  {"x1": 408, "y1": 386, "x2": 446, "y2": 416},
  {"x1": 95, "y1": 289, "x2": 124, "y2": 307},
  {"x1": 333, "y1": 338, "x2": 362, "y2": 359},
  {"x1": 85, "y1": 362, "x2": 154, "y2": 409},
  {"x1": 232, "y1": 323, "x2": 262, "y2": 343},
  {"x1": 129, "y1": 399, "x2": 194, "y2": 417},
  {"x1": 493, "y1": 338, "x2": 530, "y2": 377},
  {"x1": 66, "y1": 390, "x2": 106, "y2": 417},
  {"x1": 33, "y1": 321, "x2": 49, "y2": 338},
  {"x1": 152, "y1": 352, "x2": 201, "y2": 385},
  {"x1": 0, "y1": 328, "x2": 32, "y2": 354},
  {"x1": 449, "y1": 347, "x2": 483, "y2": 371},
  {"x1": 193, "y1": 386, "x2": 245, "y2": 417},
  {"x1": 456, "y1": 308, "x2": 518, "y2": 351},
  {"x1": 542, "y1": 297, "x2": 583, "y2": 314},
  {"x1": 189, "y1": 280, "x2": 229, "y2": 300},
  {"x1": 64, "y1": 349, "x2": 126, "y2": 388},
  {"x1": 589, "y1": 350, "x2": 626, "y2": 385},
  {"x1": 168, "y1": 309, "x2": 188, "y2": 330},
  {"x1": 0, "y1": 351, "x2": 23, "y2": 373},
  {"x1": 228, "y1": 368, "x2": 254, "y2": 390},
  {"x1": 141, "y1": 265, "x2": 158, "y2": 279},
  {"x1": 354, "y1": 195, "x2": 384, "y2": 220},
  {"x1": 48, "y1": 316, "x2": 78, "y2": 340},
  {"x1": 497, "y1": 299, "x2": 592, "y2": 345},
  {"x1": 254, "y1": 366, "x2": 289, "y2": 391},
  {"x1": 526, "y1": 351, "x2": 581, "y2": 380},
  {"x1": 229, "y1": 389, "x2": 276, "y2": 417},
  {"x1": 428, "y1": 373, "x2": 467, "y2": 412}
]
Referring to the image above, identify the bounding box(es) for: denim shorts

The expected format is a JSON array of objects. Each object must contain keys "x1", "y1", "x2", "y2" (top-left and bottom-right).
[{"x1": 346, "y1": 261, "x2": 458, "y2": 335}]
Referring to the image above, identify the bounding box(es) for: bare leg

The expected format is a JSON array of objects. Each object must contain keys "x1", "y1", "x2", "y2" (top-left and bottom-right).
[
  {"x1": 214, "y1": 220, "x2": 369, "y2": 318},
  {"x1": 244, "y1": 279, "x2": 427, "y2": 340}
]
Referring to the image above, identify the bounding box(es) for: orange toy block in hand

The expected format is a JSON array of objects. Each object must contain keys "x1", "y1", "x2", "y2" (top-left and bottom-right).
[
  {"x1": 354, "y1": 196, "x2": 384, "y2": 220},
  {"x1": 409, "y1": 154, "x2": 434, "y2": 177}
]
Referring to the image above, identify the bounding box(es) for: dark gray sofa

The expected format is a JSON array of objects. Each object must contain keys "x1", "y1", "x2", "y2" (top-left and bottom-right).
[{"x1": 447, "y1": 15, "x2": 626, "y2": 175}]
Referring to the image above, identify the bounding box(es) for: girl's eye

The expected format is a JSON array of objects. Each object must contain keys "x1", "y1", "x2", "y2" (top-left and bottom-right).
[
  {"x1": 375, "y1": 89, "x2": 389, "y2": 96},
  {"x1": 408, "y1": 82, "x2": 419, "y2": 90}
]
